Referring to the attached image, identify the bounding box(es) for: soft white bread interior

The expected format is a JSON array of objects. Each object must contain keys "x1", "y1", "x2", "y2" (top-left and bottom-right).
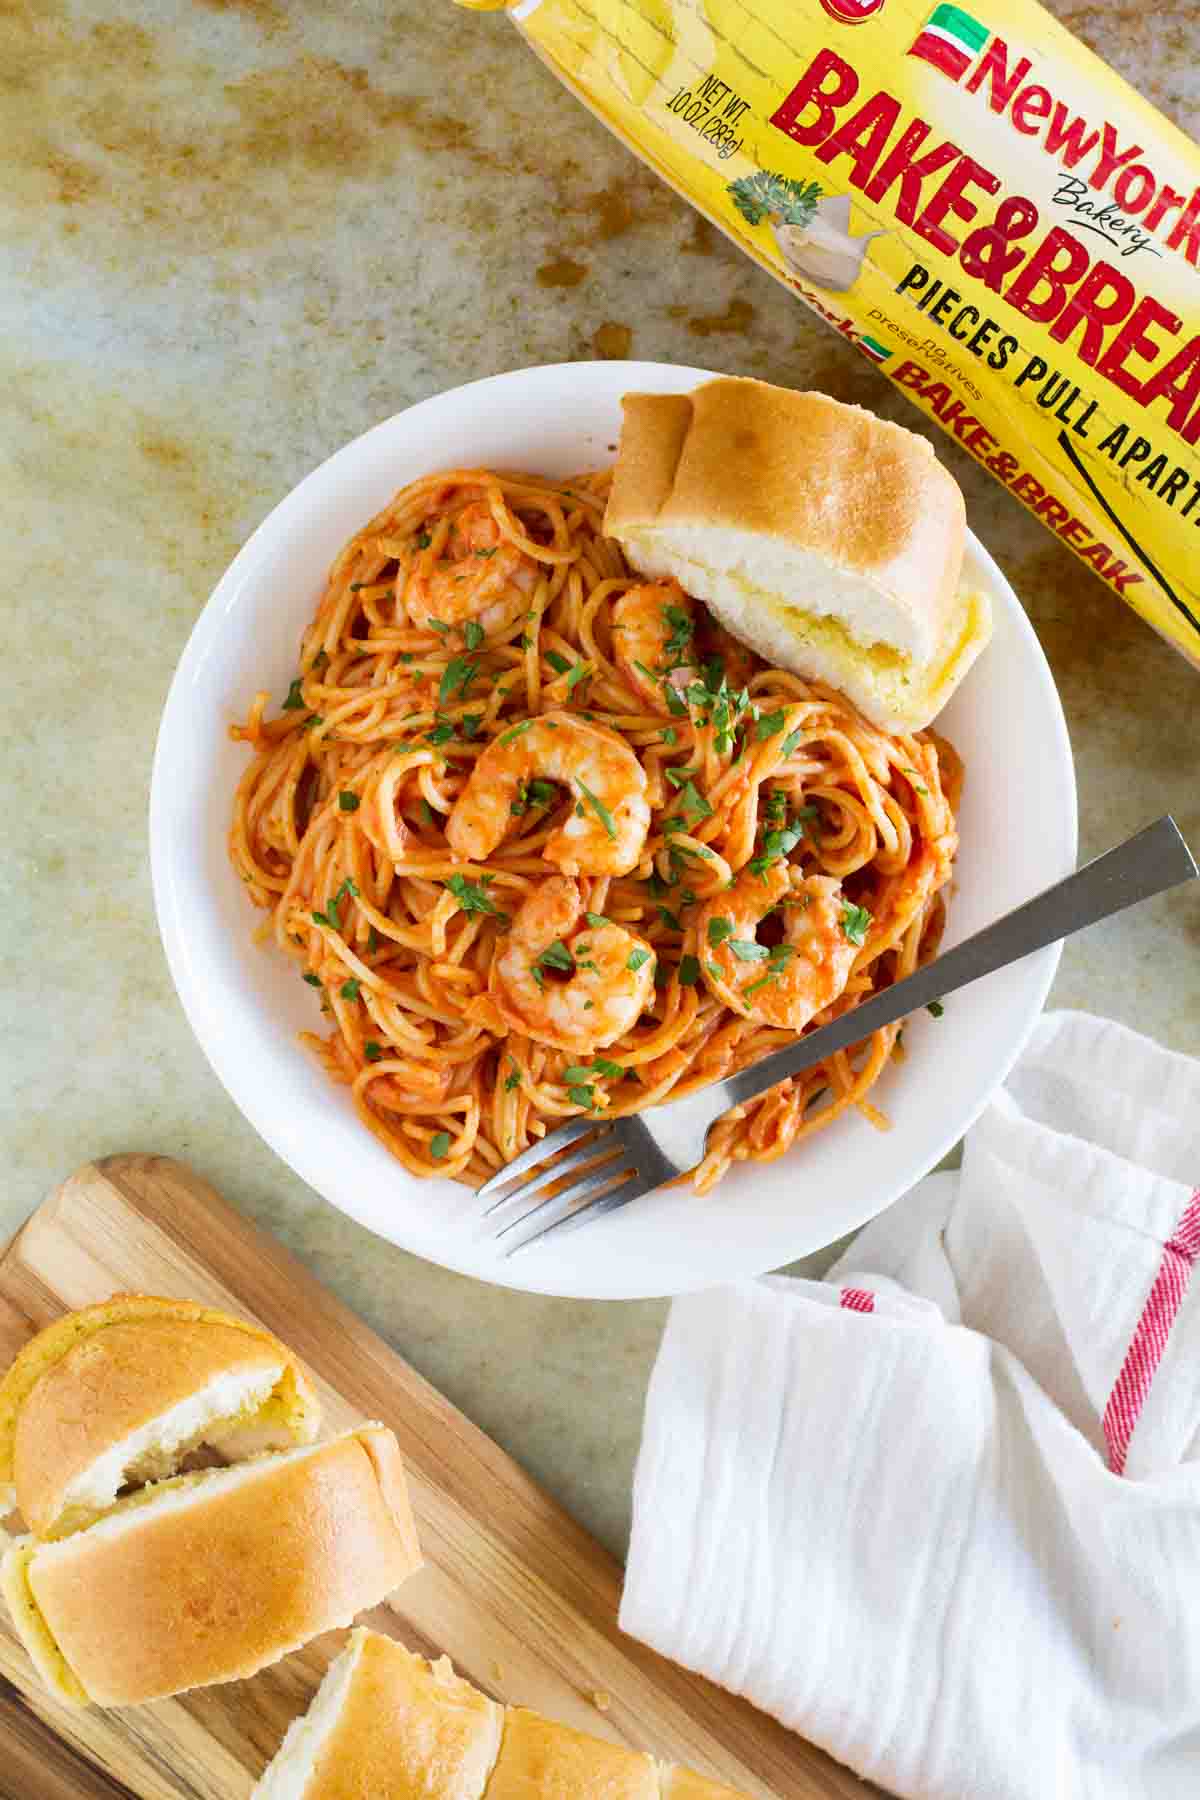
[
  {"x1": 254, "y1": 1629, "x2": 503, "y2": 1800},
  {"x1": 2, "y1": 1425, "x2": 421, "y2": 1708},
  {"x1": 254, "y1": 1628, "x2": 747, "y2": 1800},
  {"x1": 605, "y1": 378, "x2": 991, "y2": 732},
  {"x1": 0, "y1": 1294, "x2": 321, "y2": 1538}
]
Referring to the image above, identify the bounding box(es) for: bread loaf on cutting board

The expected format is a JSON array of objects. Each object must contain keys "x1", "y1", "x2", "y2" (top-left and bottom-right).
[
  {"x1": 0, "y1": 1297, "x2": 423, "y2": 1710},
  {"x1": 0, "y1": 1293, "x2": 321, "y2": 1538},
  {"x1": 254, "y1": 1629, "x2": 752, "y2": 1800}
]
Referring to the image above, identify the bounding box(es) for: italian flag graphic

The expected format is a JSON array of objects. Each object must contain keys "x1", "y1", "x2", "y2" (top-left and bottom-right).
[
  {"x1": 907, "y1": 4, "x2": 990, "y2": 81},
  {"x1": 858, "y1": 336, "x2": 892, "y2": 363}
]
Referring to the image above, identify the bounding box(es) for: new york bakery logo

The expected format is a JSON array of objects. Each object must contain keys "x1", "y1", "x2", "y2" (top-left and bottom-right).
[{"x1": 771, "y1": 9, "x2": 1200, "y2": 271}]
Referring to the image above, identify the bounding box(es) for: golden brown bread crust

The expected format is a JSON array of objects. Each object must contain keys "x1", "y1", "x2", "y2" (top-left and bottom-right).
[
  {"x1": 604, "y1": 378, "x2": 966, "y2": 653},
  {"x1": 304, "y1": 1633, "x2": 503, "y2": 1800},
  {"x1": 22, "y1": 1427, "x2": 421, "y2": 1707},
  {"x1": 0, "y1": 1294, "x2": 320, "y2": 1536},
  {"x1": 486, "y1": 1707, "x2": 659, "y2": 1800},
  {"x1": 253, "y1": 1629, "x2": 757, "y2": 1800}
]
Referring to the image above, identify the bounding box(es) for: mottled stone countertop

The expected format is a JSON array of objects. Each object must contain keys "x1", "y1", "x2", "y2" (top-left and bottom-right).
[{"x1": 3, "y1": 0, "x2": 1199, "y2": 1562}]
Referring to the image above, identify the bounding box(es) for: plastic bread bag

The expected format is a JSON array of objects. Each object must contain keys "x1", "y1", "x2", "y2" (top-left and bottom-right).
[{"x1": 459, "y1": 0, "x2": 1200, "y2": 668}]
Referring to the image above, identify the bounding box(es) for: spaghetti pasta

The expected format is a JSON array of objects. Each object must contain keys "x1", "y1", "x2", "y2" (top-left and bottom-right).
[{"x1": 228, "y1": 468, "x2": 961, "y2": 1195}]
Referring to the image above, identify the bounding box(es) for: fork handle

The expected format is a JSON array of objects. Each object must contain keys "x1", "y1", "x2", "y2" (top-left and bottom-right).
[{"x1": 718, "y1": 815, "x2": 1197, "y2": 1115}]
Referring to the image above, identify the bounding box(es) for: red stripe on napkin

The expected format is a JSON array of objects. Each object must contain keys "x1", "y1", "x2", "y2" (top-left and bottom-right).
[
  {"x1": 840, "y1": 1287, "x2": 876, "y2": 1313},
  {"x1": 1103, "y1": 1189, "x2": 1200, "y2": 1475}
]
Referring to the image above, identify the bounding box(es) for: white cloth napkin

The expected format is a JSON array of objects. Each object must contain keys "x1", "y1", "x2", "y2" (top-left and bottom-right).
[{"x1": 620, "y1": 1012, "x2": 1200, "y2": 1800}]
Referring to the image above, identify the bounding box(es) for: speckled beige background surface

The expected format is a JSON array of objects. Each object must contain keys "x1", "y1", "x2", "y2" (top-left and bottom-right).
[{"x1": 2, "y1": 0, "x2": 1199, "y2": 1560}]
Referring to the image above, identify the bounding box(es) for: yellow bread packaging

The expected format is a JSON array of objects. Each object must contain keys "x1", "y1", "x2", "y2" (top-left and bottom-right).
[{"x1": 461, "y1": 0, "x2": 1200, "y2": 667}]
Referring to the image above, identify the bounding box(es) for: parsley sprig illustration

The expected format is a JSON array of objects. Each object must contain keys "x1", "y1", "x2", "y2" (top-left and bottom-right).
[{"x1": 728, "y1": 171, "x2": 822, "y2": 228}]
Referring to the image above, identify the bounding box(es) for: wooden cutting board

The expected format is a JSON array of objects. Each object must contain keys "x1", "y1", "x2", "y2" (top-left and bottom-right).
[{"x1": 0, "y1": 1155, "x2": 880, "y2": 1800}]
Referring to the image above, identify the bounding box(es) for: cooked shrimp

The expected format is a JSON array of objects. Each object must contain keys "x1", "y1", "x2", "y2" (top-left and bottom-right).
[
  {"x1": 490, "y1": 877, "x2": 656, "y2": 1052},
  {"x1": 613, "y1": 581, "x2": 758, "y2": 713},
  {"x1": 612, "y1": 581, "x2": 697, "y2": 713},
  {"x1": 698, "y1": 862, "x2": 858, "y2": 1031},
  {"x1": 402, "y1": 502, "x2": 538, "y2": 637},
  {"x1": 446, "y1": 711, "x2": 650, "y2": 876}
]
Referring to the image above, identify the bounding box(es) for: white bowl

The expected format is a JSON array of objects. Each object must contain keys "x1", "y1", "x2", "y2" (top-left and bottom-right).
[{"x1": 151, "y1": 362, "x2": 1077, "y2": 1300}]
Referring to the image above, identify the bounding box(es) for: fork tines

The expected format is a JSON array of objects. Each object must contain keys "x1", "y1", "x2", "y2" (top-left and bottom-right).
[{"x1": 477, "y1": 1121, "x2": 639, "y2": 1254}]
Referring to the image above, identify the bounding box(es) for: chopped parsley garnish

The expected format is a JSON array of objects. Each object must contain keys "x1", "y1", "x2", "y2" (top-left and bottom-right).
[
  {"x1": 656, "y1": 904, "x2": 684, "y2": 932},
  {"x1": 367, "y1": 926, "x2": 381, "y2": 953},
  {"x1": 427, "y1": 617, "x2": 452, "y2": 638},
  {"x1": 567, "y1": 1085, "x2": 595, "y2": 1109},
  {"x1": 563, "y1": 1065, "x2": 593, "y2": 1083},
  {"x1": 662, "y1": 604, "x2": 694, "y2": 664},
  {"x1": 439, "y1": 655, "x2": 479, "y2": 706},
  {"x1": 743, "y1": 948, "x2": 795, "y2": 996},
  {"x1": 902, "y1": 766, "x2": 929, "y2": 795},
  {"x1": 756, "y1": 709, "x2": 786, "y2": 741},
  {"x1": 510, "y1": 777, "x2": 554, "y2": 816},
  {"x1": 537, "y1": 939, "x2": 575, "y2": 973},
  {"x1": 577, "y1": 780, "x2": 617, "y2": 841},
  {"x1": 593, "y1": 1058, "x2": 625, "y2": 1078},
  {"x1": 764, "y1": 787, "x2": 788, "y2": 824},
  {"x1": 497, "y1": 719, "x2": 534, "y2": 746},
  {"x1": 429, "y1": 1131, "x2": 451, "y2": 1158},
  {"x1": 419, "y1": 798, "x2": 435, "y2": 826},
  {"x1": 663, "y1": 682, "x2": 688, "y2": 718},
  {"x1": 664, "y1": 766, "x2": 698, "y2": 790},
  {"x1": 780, "y1": 727, "x2": 803, "y2": 758},
  {"x1": 841, "y1": 902, "x2": 873, "y2": 946},
  {"x1": 415, "y1": 530, "x2": 432, "y2": 549},
  {"x1": 445, "y1": 873, "x2": 504, "y2": 918},
  {"x1": 425, "y1": 721, "x2": 455, "y2": 745},
  {"x1": 463, "y1": 621, "x2": 484, "y2": 651},
  {"x1": 282, "y1": 678, "x2": 305, "y2": 711},
  {"x1": 363, "y1": 1040, "x2": 383, "y2": 1062},
  {"x1": 460, "y1": 713, "x2": 483, "y2": 739},
  {"x1": 474, "y1": 547, "x2": 497, "y2": 560},
  {"x1": 706, "y1": 960, "x2": 724, "y2": 981},
  {"x1": 302, "y1": 972, "x2": 321, "y2": 987},
  {"x1": 691, "y1": 661, "x2": 755, "y2": 755},
  {"x1": 662, "y1": 726, "x2": 677, "y2": 745},
  {"x1": 748, "y1": 806, "x2": 820, "y2": 879},
  {"x1": 626, "y1": 948, "x2": 652, "y2": 972},
  {"x1": 504, "y1": 1058, "x2": 522, "y2": 1092},
  {"x1": 311, "y1": 877, "x2": 359, "y2": 932},
  {"x1": 546, "y1": 650, "x2": 571, "y2": 675},
  {"x1": 707, "y1": 916, "x2": 733, "y2": 947},
  {"x1": 337, "y1": 791, "x2": 360, "y2": 812},
  {"x1": 729, "y1": 937, "x2": 770, "y2": 962},
  {"x1": 340, "y1": 978, "x2": 361, "y2": 1000},
  {"x1": 678, "y1": 954, "x2": 700, "y2": 986},
  {"x1": 927, "y1": 999, "x2": 945, "y2": 1018},
  {"x1": 585, "y1": 911, "x2": 611, "y2": 928},
  {"x1": 668, "y1": 843, "x2": 713, "y2": 877},
  {"x1": 566, "y1": 660, "x2": 593, "y2": 692},
  {"x1": 673, "y1": 780, "x2": 712, "y2": 825}
]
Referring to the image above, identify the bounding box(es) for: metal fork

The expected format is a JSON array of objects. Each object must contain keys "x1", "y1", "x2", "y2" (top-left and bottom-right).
[{"x1": 476, "y1": 816, "x2": 1197, "y2": 1255}]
